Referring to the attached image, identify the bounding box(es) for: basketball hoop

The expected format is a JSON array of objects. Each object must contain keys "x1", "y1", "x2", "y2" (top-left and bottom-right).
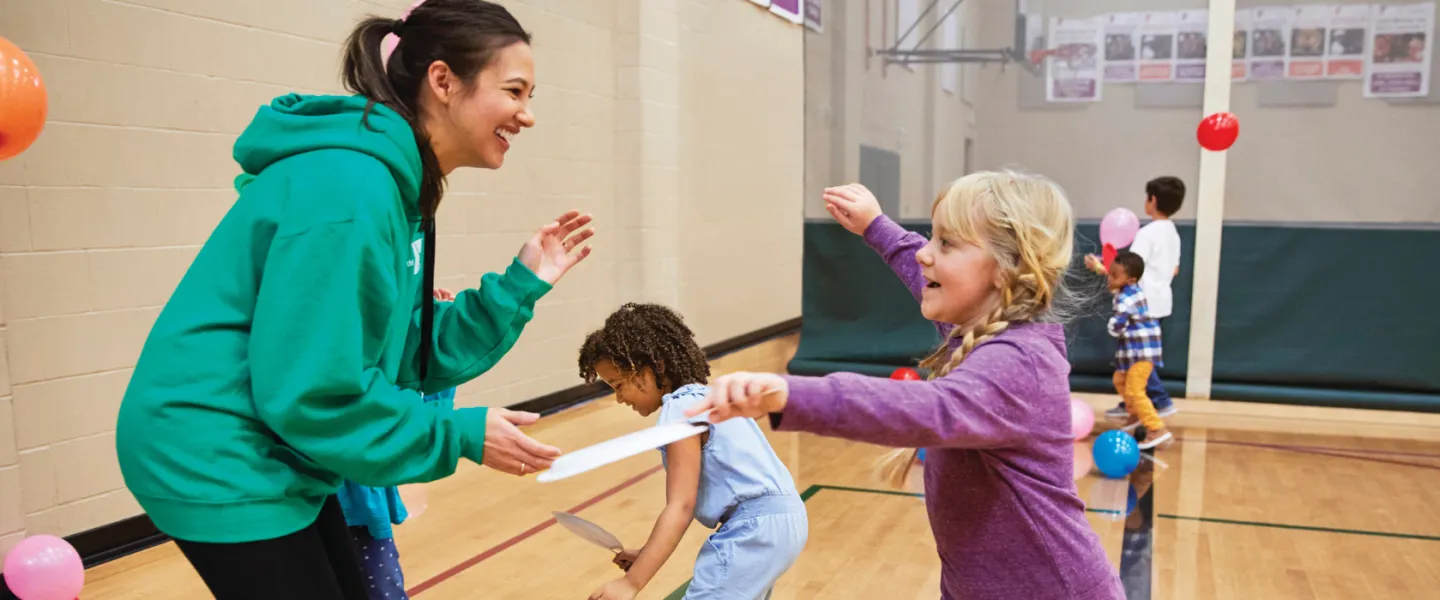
[{"x1": 1029, "y1": 45, "x2": 1086, "y2": 71}]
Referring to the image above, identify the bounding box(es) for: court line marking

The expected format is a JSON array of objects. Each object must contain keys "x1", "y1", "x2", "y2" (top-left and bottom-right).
[
  {"x1": 664, "y1": 481, "x2": 1440, "y2": 599},
  {"x1": 1157, "y1": 515, "x2": 1440, "y2": 542},
  {"x1": 1175, "y1": 437, "x2": 1440, "y2": 469},
  {"x1": 407, "y1": 465, "x2": 665, "y2": 596}
]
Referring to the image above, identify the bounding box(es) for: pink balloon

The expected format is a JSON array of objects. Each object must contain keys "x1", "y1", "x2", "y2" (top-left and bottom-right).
[
  {"x1": 1070, "y1": 397, "x2": 1095, "y2": 441},
  {"x1": 1099, "y1": 208, "x2": 1140, "y2": 248},
  {"x1": 381, "y1": 0, "x2": 428, "y2": 70},
  {"x1": 1072, "y1": 442, "x2": 1094, "y2": 481},
  {"x1": 3, "y1": 535, "x2": 84, "y2": 600}
]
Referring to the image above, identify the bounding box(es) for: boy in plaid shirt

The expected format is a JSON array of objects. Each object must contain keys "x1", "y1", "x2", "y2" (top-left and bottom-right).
[{"x1": 1106, "y1": 251, "x2": 1172, "y2": 449}]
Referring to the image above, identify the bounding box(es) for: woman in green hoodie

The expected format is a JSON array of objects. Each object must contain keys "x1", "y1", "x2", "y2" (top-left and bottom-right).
[{"x1": 113, "y1": 1, "x2": 582, "y2": 598}]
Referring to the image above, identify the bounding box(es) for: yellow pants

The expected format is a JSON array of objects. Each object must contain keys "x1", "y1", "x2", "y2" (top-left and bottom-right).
[{"x1": 1114, "y1": 361, "x2": 1165, "y2": 431}]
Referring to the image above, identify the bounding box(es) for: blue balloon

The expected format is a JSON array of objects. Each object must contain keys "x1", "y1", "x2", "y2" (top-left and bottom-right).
[
  {"x1": 1092, "y1": 430, "x2": 1140, "y2": 478},
  {"x1": 917, "y1": 448, "x2": 927, "y2": 463}
]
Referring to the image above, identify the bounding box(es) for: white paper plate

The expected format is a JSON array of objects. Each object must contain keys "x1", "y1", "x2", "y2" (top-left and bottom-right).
[
  {"x1": 552, "y1": 511, "x2": 624, "y2": 553},
  {"x1": 535, "y1": 420, "x2": 707, "y2": 483}
]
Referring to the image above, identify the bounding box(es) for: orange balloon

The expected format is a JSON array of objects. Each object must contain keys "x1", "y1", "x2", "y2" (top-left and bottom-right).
[{"x1": 0, "y1": 36, "x2": 47, "y2": 161}]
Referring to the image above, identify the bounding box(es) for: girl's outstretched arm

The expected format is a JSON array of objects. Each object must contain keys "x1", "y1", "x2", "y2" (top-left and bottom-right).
[
  {"x1": 589, "y1": 435, "x2": 702, "y2": 600},
  {"x1": 824, "y1": 185, "x2": 930, "y2": 303},
  {"x1": 690, "y1": 341, "x2": 1038, "y2": 450}
]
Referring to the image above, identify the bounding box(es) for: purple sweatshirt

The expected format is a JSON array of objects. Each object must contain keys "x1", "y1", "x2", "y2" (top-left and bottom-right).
[{"x1": 775, "y1": 216, "x2": 1123, "y2": 600}]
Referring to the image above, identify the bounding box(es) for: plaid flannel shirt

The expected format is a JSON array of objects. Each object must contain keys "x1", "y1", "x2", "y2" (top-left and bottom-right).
[{"x1": 1109, "y1": 283, "x2": 1164, "y2": 369}]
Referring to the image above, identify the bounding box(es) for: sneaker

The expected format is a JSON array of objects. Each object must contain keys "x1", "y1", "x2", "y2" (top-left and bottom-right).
[
  {"x1": 1155, "y1": 404, "x2": 1178, "y2": 418},
  {"x1": 1118, "y1": 416, "x2": 1142, "y2": 432},
  {"x1": 1137, "y1": 429, "x2": 1173, "y2": 450},
  {"x1": 1105, "y1": 403, "x2": 1128, "y2": 420}
]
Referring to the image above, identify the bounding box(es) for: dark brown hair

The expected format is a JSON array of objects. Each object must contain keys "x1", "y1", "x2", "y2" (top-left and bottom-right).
[
  {"x1": 341, "y1": 0, "x2": 531, "y2": 218},
  {"x1": 1145, "y1": 176, "x2": 1186, "y2": 217},
  {"x1": 578, "y1": 303, "x2": 710, "y2": 393},
  {"x1": 1113, "y1": 249, "x2": 1146, "y2": 280}
]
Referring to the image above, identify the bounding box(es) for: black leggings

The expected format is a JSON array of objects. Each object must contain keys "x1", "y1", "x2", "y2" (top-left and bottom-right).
[{"x1": 174, "y1": 495, "x2": 369, "y2": 600}]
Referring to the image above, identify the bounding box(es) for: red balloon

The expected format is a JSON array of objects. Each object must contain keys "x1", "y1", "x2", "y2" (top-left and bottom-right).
[
  {"x1": 1101, "y1": 243, "x2": 1117, "y2": 271},
  {"x1": 0, "y1": 36, "x2": 47, "y2": 161},
  {"x1": 890, "y1": 367, "x2": 921, "y2": 381},
  {"x1": 1197, "y1": 112, "x2": 1239, "y2": 152}
]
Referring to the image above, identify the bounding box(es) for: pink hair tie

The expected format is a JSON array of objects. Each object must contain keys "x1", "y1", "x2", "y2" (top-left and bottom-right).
[{"x1": 380, "y1": 0, "x2": 427, "y2": 72}]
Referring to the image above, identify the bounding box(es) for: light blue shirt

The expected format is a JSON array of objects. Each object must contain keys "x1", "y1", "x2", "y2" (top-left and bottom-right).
[
  {"x1": 336, "y1": 386, "x2": 455, "y2": 539},
  {"x1": 656, "y1": 383, "x2": 799, "y2": 529}
]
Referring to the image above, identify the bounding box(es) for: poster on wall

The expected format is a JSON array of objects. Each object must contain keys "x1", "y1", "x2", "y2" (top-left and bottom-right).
[
  {"x1": 1234, "y1": 9, "x2": 1252, "y2": 80},
  {"x1": 1249, "y1": 6, "x2": 1291, "y2": 79},
  {"x1": 1103, "y1": 12, "x2": 1143, "y2": 82},
  {"x1": 1288, "y1": 5, "x2": 1330, "y2": 78},
  {"x1": 1176, "y1": 10, "x2": 1209, "y2": 82},
  {"x1": 1326, "y1": 4, "x2": 1369, "y2": 78},
  {"x1": 770, "y1": 0, "x2": 802, "y2": 24},
  {"x1": 1364, "y1": 2, "x2": 1435, "y2": 98},
  {"x1": 1138, "y1": 12, "x2": 1178, "y2": 81},
  {"x1": 804, "y1": 0, "x2": 822, "y2": 32},
  {"x1": 1046, "y1": 16, "x2": 1104, "y2": 102}
]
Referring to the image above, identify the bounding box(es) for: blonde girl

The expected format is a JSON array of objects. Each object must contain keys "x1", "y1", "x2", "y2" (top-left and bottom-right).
[{"x1": 685, "y1": 171, "x2": 1123, "y2": 600}]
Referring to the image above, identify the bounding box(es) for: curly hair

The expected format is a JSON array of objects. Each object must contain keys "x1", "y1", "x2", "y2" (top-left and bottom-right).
[{"x1": 578, "y1": 303, "x2": 710, "y2": 392}]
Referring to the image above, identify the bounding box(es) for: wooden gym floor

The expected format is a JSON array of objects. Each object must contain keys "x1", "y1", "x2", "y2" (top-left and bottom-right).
[{"x1": 80, "y1": 334, "x2": 1440, "y2": 599}]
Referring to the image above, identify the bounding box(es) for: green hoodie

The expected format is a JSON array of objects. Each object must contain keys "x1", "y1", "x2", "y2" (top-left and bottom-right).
[{"x1": 115, "y1": 94, "x2": 551, "y2": 544}]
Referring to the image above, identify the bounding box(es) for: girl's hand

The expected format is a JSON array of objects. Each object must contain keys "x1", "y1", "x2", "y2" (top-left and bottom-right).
[
  {"x1": 613, "y1": 548, "x2": 641, "y2": 571},
  {"x1": 1083, "y1": 254, "x2": 1105, "y2": 274},
  {"x1": 433, "y1": 287, "x2": 456, "y2": 302},
  {"x1": 587, "y1": 578, "x2": 638, "y2": 600},
  {"x1": 518, "y1": 210, "x2": 595, "y2": 285},
  {"x1": 823, "y1": 184, "x2": 884, "y2": 236},
  {"x1": 482, "y1": 408, "x2": 562, "y2": 476},
  {"x1": 684, "y1": 372, "x2": 789, "y2": 423}
]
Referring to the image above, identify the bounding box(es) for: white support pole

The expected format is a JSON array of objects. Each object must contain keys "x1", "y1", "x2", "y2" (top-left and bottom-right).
[{"x1": 1185, "y1": 0, "x2": 1237, "y2": 400}]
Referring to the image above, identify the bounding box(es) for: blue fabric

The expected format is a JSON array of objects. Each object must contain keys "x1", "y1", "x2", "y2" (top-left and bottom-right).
[
  {"x1": 1145, "y1": 317, "x2": 1173, "y2": 408},
  {"x1": 337, "y1": 387, "x2": 455, "y2": 539},
  {"x1": 349, "y1": 526, "x2": 408, "y2": 599},
  {"x1": 655, "y1": 384, "x2": 801, "y2": 529},
  {"x1": 1108, "y1": 284, "x2": 1164, "y2": 369},
  {"x1": 686, "y1": 495, "x2": 808, "y2": 599}
]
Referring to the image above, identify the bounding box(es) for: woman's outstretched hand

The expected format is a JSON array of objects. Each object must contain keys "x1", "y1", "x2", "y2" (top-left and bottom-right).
[
  {"x1": 519, "y1": 210, "x2": 594, "y2": 285},
  {"x1": 683, "y1": 372, "x2": 789, "y2": 423},
  {"x1": 482, "y1": 408, "x2": 562, "y2": 476}
]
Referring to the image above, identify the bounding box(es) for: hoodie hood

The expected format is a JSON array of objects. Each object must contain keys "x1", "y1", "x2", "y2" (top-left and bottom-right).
[{"x1": 232, "y1": 94, "x2": 422, "y2": 214}]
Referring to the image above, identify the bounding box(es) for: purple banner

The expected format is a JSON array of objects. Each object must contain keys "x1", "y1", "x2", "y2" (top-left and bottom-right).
[
  {"x1": 1104, "y1": 64, "x2": 1137, "y2": 81},
  {"x1": 804, "y1": 0, "x2": 822, "y2": 31},
  {"x1": 1370, "y1": 72, "x2": 1424, "y2": 94},
  {"x1": 770, "y1": 0, "x2": 800, "y2": 23},
  {"x1": 1052, "y1": 80, "x2": 1097, "y2": 100},
  {"x1": 1249, "y1": 60, "x2": 1285, "y2": 79},
  {"x1": 1176, "y1": 64, "x2": 1206, "y2": 81}
]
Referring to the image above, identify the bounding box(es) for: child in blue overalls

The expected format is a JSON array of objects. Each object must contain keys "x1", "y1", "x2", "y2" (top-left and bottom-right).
[
  {"x1": 337, "y1": 287, "x2": 457, "y2": 600},
  {"x1": 577, "y1": 303, "x2": 808, "y2": 600}
]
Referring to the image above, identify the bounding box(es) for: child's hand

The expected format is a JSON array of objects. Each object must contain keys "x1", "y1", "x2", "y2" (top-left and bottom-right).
[
  {"x1": 685, "y1": 372, "x2": 789, "y2": 423},
  {"x1": 823, "y1": 184, "x2": 883, "y2": 236},
  {"x1": 587, "y1": 578, "x2": 638, "y2": 600},
  {"x1": 518, "y1": 210, "x2": 595, "y2": 285},
  {"x1": 1084, "y1": 254, "x2": 1104, "y2": 274},
  {"x1": 612, "y1": 548, "x2": 640, "y2": 571},
  {"x1": 433, "y1": 287, "x2": 456, "y2": 302}
]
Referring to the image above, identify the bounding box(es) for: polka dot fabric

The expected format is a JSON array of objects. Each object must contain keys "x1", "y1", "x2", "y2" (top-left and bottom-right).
[{"x1": 349, "y1": 526, "x2": 408, "y2": 599}]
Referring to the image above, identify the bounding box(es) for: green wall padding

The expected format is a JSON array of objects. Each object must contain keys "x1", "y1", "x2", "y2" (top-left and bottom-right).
[{"x1": 789, "y1": 220, "x2": 1440, "y2": 412}]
